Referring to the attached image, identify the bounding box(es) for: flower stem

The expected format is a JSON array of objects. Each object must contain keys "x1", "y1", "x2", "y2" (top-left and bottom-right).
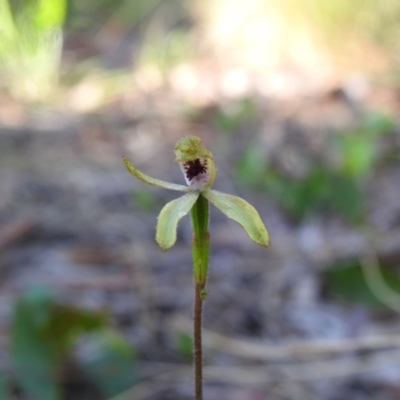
[
  {"x1": 191, "y1": 194, "x2": 210, "y2": 400},
  {"x1": 194, "y1": 282, "x2": 205, "y2": 400},
  {"x1": 191, "y1": 194, "x2": 210, "y2": 284}
]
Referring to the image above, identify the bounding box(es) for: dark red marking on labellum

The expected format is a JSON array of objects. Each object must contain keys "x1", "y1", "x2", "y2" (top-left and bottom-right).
[{"x1": 184, "y1": 159, "x2": 207, "y2": 181}]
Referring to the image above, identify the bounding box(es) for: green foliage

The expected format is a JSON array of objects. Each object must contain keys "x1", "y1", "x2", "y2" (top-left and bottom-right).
[
  {"x1": 242, "y1": 165, "x2": 364, "y2": 222},
  {"x1": 133, "y1": 190, "x2": 159, "y2": 212},
  {"x1": 333, "y1": 113, "x2": 394, "y2": 178},
  {"x1": 0, "y1": 372, "x2": 8, "y2": 399},
  {"x1": 66, "y1": 0, "x2": 166, "y2": 31},
  {"x1": 9, "y1": 287, "x2": 136, "y2": 400},
  {"x1": 175, "y1": 332, "x2": 193, "y2": 360},
  {"x1": 276, "y1": 167, "x2": 332, "y2": 220},
  {"x1": 324, "y1": 260, "x2": 400, "y2": 311},
  {"x1": 138, "y1": 28, "x2": 194, "y2": 74},
  {"x1": 329, "y1": 174, "x2": 364, "y2": 222},
  {"x1": 0, "y1": 0, "x2": 66, "y2": 99},
  {"x1": 79, "y1": 331, "x2": 137, "y2": 397},
  {"x1": 236, "y1": 143, "x2": 266, "y2": 186},
  {"x1": 35, "y1": 0, "x2": 66, "y2": 31},
  {"x1": 236, "y1": 113, "x2": 394, "y2": 223},
  {"x1": 214, "y1": 99, "x2": 257, "y2": 134},
  {"x1": 11, "y1": 287, "x2": 106, "y2": 400}
]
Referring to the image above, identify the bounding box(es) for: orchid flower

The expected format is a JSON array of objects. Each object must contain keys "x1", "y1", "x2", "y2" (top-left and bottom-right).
[
  {"x1": 124, "y1": 135, "x2": 269, "y2": 253},
  {"x1": 124, "y1": 135, "x2": 270, "y2": 400}
]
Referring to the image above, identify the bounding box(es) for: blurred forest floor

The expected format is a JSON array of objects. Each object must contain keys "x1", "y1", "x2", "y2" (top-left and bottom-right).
[{"x1": 1, "y1": 1, "x2": 400, "y2": 399}]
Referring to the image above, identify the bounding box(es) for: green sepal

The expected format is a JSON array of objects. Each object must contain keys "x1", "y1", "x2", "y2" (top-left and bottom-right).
[
  {"x1": 123, "y1": 157, "x2": 188, "y2": 192},
  {"x1": 156, "y1": 192, "x2": 199, "y2": 250},
  {"x1": 203, "y1": 189, "x2": 270, "y2": 247}
]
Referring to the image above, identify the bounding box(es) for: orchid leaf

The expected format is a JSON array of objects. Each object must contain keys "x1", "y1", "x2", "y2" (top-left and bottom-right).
[
  {"x1": 156, "y1": 192, "x2": 199, "y2": 250},
  {"x1": 123, "y1": 157, "x2": 188, "y2": 192},
  {"x1": 203, "y1": 189, "x2": 270, "y2": 247}
]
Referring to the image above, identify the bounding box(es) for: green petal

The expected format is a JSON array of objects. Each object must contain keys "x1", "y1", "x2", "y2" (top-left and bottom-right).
[
  {"x1": 203, "y1": 189, "x2": 270, "y2": 247},
  {"x1": 123, "y1": 157, "x2": 188, "y2": 192},
  {"x1": 156, "y1": 192, "x2": 199, "y2": 250}
]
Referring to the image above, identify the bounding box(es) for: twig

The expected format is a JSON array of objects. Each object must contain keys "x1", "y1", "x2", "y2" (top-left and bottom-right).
[
  {"x1": 172, "y1": 315, "x2": 400, "y2": 360},
  {"x1": 272, "y1": 228, "x2": 400, "y2": 266},
  {"x1": 107, "y1": 367, "x2": 189, "y2": 400},
  {"x1": 108, "y1": 349, "x2": 400, "y2": 399},
  {"x1": 203, "y1": 348, "x2": 400, "y2": 383}
]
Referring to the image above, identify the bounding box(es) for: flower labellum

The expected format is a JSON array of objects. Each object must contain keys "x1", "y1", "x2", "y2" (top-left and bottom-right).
[
  {"x1": 180, "y1": 158, "x2": 208, "y2": 190},
  {"x1": 174, "y1": 136, "x2": 216, "y2": 190}
]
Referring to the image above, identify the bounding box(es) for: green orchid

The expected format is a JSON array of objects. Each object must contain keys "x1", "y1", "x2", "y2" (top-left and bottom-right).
[
  {"x1": 124, "y1": 136, "x2": 269, "y2": 247},
  {"x1": 124, "y1": 136, "x2": 269, "y2": 283},
  {"x1": 124, "y1": 135, "x2": 270, "y2": 400}
]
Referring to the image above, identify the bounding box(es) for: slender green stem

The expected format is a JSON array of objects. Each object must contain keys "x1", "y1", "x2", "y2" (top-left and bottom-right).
[
  {"x1": 191, "y1": 194, "x2": 210, "y2": 400},
  {"x1": 191, "y1": 194, "x2": 210, "y2": 285}
]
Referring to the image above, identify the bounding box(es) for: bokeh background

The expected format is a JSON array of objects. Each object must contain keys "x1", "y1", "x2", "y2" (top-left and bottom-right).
[{"x1": 1, "y1": 1, "x2": 400, "y2": 399}]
